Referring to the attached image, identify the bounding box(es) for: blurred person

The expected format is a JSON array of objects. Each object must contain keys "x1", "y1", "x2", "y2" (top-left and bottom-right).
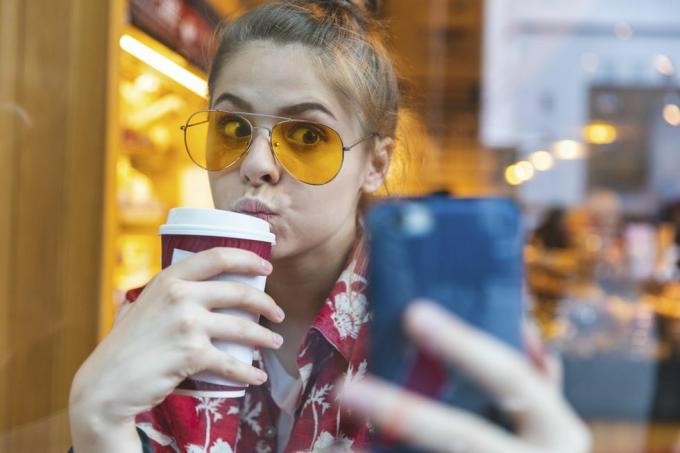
[
  {"x1": 526, "y1": 207, "x2": 582, "y2": 338},
  {"x1": 583, "y1": 189, "x2": 628, "y2": 286},
  {"x1": 68, "y1": 1, "x2": 588, "y2": 452},
  {"x1": 531, "y1": 207, "x2": 572, "y2": 250},
  {"x1": 655, "y1": 200, "x2": 680, "y2": 281}
]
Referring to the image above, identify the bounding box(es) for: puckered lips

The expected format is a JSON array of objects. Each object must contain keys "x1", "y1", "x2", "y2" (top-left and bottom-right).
[{"x1": 233, "y1": 198, "x2": 277, "y2": 222}]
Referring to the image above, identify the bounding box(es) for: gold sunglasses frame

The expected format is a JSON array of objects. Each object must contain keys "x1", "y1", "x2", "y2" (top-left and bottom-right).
[{"x1": 180, "y1": 110, "x2": 378, "y2": 185}]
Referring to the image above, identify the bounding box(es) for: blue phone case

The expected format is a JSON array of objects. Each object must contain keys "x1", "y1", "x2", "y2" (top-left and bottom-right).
[{"x1": 366, "y1": 195, "x2": 525, "y2": 452}]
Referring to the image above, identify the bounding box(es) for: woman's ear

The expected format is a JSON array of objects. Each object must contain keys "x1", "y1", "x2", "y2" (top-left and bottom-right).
[{"x1": 361, "y1": 136, "x2": 394, "y2": 194}]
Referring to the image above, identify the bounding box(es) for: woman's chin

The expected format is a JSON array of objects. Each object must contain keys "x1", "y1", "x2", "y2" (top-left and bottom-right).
[{"x1": 269, "y1": 241, "x2": 288, "y2": 262}]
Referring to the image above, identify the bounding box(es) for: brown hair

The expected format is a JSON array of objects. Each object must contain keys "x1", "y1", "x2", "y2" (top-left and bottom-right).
[{"x1": 207, "y1": 0, "x2": 400, "y2": 140}]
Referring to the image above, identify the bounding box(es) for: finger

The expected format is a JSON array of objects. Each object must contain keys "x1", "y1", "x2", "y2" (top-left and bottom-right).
[
  {"x1": 114, "y1": 300, "x2": 134, "y2": 325},
  {"x1": 523, "y1": 319, "x2": 562, "y2": 389},
  {"x1": 200, "y1": 346, "x2": 269, "y2": 386},
  {"x1": 340, "y1": 377, "x2": 534, "y2": 453},
  {"x1": 204, "y1": 313, "x2": 284, "y2": 350},
  {"x1": 405, "y1": 302, "x2": 554, "y2": 406},
  {"x1": 164, "y1": 247, "x2": 272, "y2": 281},
  {"x1": 403, "y1": 301, "x2": 582, "y2": 435},
  {"x1": 187, "y1": 280, "x2": 284, "y2": 323}
]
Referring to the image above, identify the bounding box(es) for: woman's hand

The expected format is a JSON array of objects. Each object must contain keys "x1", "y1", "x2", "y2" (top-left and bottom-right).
[
  {"x1": 340, "y1": 301, "x2": 591, "y2": 453},
  {"x1": 69, "y1": 248, "x2": 285, "y2": 452}
]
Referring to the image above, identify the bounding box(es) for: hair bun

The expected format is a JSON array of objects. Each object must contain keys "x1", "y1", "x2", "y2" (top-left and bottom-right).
[
  {"x1": 348, "y1": 0, "x2": 381, "y2": 16},
  {"x1": 313, "y1": 0, "x2": 381, "y2": 17}
]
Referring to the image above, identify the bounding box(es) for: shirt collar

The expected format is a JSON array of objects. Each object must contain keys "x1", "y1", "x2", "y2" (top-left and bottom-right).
[{"x1": 306, "y1": 233, "x2": 370, "y2": 363}]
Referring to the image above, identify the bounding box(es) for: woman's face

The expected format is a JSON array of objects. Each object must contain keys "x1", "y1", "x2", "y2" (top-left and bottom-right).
[{"x1": 208, "y1": 42, "x2": 388, "y2": 260}]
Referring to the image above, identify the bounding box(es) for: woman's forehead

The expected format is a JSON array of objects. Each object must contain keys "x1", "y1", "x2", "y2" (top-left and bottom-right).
[{"x1": 211, "y1": 42, "x2": 348, "y2": 118}]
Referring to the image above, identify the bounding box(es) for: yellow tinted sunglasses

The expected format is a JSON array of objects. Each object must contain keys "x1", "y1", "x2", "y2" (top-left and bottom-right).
[{"x1": 181, "y1": 110, "x2": 377, "y2": 185}]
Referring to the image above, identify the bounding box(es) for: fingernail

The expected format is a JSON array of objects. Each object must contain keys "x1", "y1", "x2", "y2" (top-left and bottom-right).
[
  {"x1": 272, "y1": 333, "x2": 284, "y2": 348},
  {"x1": 408, "y1": 301, "x2": 458, "y2": 332},
  {"x1": 255, "y1": 369, "x2": 268, "y2": 384},
  {"x1": 341, "y1": 380, "x2": 374, "y2": 413},
  {"x1": 499, "y1": 396, "x2": 528, "y2": 412},
  {"x1": 275, "y1": 306, "x2": 285, "y2": 322},
  {"x1": 261, "y1": 259, "x2": 273, "y2": 273}
]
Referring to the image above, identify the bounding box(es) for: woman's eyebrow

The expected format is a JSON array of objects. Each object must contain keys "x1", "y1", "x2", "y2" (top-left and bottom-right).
[
  {"x1": 279, "y1": 103, "x2": 337, "y2": 121},
  {"x1": 212, "y1": 92, "x2": 251, "y2": 110},
  {"x1": 212, "y1": 93, "x2": 337, "y2": 121}
]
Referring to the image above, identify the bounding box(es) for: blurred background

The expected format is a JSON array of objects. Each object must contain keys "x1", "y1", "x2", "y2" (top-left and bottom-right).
[{"x1": 1, "y1": 0, "x2": 680, "y2": 451}]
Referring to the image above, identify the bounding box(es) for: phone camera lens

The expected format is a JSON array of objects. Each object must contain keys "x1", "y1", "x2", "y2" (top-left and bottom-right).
[{"x1": 401, "y1": 204, "x2": 434, "y2": 236}]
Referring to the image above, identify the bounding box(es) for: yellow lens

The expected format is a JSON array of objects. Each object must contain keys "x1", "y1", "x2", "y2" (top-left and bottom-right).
[
  {"x1": 183, "y1": 111, "x2": 251, "y2": 170},
  {"x1": 272, "y1": 121, "x2": 343, "y2": 184}
]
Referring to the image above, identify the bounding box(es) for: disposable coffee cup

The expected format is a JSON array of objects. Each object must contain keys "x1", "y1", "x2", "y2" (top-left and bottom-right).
[{"x1": 159, "y1": 208, "x2": 276, "y2": 398}]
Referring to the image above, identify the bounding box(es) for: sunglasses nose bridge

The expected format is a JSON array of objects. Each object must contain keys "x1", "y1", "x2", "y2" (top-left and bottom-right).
[
  {"x1": 247, "y1": 125, "x2": 280, "y2": 163},
  {"x1": 251, "y1": 125, "x2": 272, "y2": 141},
  {"x1": 250, "y1": 125, "x2": 282, "y2": 156}
]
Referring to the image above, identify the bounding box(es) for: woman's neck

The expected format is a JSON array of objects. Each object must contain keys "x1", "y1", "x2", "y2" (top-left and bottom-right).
[
  {"x1": 263, "y1": 219, "x2": 357, "y2": 375},
  {"x1": 267, "y1": 220, "x2": 357, "y2": 322}
]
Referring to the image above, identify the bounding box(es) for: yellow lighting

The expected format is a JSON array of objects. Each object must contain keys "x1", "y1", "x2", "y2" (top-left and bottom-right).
[
  {"x1": 529, "y1": 150, "x2": 554, "y2": 171},
  {"x1": 120, "y1": 80, "x2": 147, "y2": 106},
  {"x1": 180, "y1": 167, "x2": 215, "y2": 208},
  {"x1": 119, "y1": 35, "x2": 207, "y2": 98},
  {"x1": 516, "y1": 160, "x2": 535, "y2": 180},
  {"x1": 663, "y1": 104, "x2": 680, "y2": 126},
  {"x1": 504, "y1": 161, "x2": 535, "y2": 186},
  {"x1": 135, "y1": 73, "x2": 161, "y2": 93},
  {"x1": 583, "y1": 122, "x2": 617, "y2": 145},
  {"x1": 504, "y1": 165, "x2": 523, "y2": 186},
  {"x1": 127, "y1": 94, "x2": 184, "y2": 128},
  {"x1": 149, "y1": 125, "x2": 172, "y2": 149},
  {"x1": 553, "y1": 140, "x2": 586, "y2": 160}
]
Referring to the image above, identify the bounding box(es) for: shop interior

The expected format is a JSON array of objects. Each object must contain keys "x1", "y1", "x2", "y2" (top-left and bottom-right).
[{"x1": 1, "y1": 0, "x2": 679, "y2": 451}]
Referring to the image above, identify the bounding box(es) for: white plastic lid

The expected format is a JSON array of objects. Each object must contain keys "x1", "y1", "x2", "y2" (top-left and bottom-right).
[{"x1": 159, "y1": 208, "x2": 276, "y2": 244}]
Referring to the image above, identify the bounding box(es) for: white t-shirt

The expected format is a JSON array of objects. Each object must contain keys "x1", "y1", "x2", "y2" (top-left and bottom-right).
[{"x1": 262, "y1": 349, "x2": 303, "y2": 453}]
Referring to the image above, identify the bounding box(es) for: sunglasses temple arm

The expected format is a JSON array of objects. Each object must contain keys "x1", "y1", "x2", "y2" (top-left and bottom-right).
[{"x1": 343, "y1": 132, "x2": 379, "y2": 152}]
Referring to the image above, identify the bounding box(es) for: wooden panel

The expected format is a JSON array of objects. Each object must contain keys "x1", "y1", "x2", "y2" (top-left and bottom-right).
[
  {"x1": 9, "y1": 0, "x2": 71, "y2": 437},
  {"x1": 49, "y1": 0, "x2": 115, "y2": 448},
  {"x1": 0, "y1": 0, "x2": 21, "y2": 444},
  {"x1": 99, "y1": 0, "x2": 125, "y2": 342},
  {"x1": 0, "y1": 0, "x2": 117, "y2": 450}
]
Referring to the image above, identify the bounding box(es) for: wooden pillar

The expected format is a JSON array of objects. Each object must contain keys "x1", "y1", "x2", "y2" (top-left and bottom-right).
[
  {"x1": 0, "y1": 0, "x2": 121, "y2": 450},
  {"x1": 0, "y1": 0, "x2": 20, "y2": 446}
]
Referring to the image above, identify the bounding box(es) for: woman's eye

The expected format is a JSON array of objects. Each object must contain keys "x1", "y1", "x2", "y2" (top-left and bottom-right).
[
  {"x1": 221, "y1": 120, "x2": 250, "y2": 139},
  {"x1": 288, "y1": 126, "x2": 323, "y2": 145}
]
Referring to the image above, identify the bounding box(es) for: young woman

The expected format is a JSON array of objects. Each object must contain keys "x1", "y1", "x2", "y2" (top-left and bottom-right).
[{"x1": 69, "y1": 1, "x2": 589, "y2": 452}]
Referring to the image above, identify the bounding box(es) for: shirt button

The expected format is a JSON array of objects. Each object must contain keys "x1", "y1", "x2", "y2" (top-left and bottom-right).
[{"x1": 264, "y1": 425, "x2": 277, "y2": 439}]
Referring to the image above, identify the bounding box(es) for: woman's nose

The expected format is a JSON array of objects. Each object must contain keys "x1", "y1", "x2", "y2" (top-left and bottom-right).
[{"x1": 239, "y1": 128, "x2": 281, "y2": 186}]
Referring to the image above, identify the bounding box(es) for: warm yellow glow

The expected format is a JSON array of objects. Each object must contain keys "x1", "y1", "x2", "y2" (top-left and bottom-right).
[
  {"x1": 504, "y1": 162, "x2": 534, "y2": 186},
  {"x1": 135, "y1": 73, "x2": 161, "y2": 93},
  {"x1": 130, "y1": 177, "x2": 153, "y2": 205},
  {"x1": 149, "y1": 126, "x2": 172, "y2": 149},
  {"x1": 516, "y1": 160, "x2": 535, "y2": 180},
  {"x1": 120, "y1": 80, "x2": 146, "y2": 105},
  {"x1": 529, "y1": 150, "x2": 554, "y2": 171},
  {"x1": 583, "y1": 122, "x2": 617, "y2": 145},
  {"x1": 663, "y1": 104, "x2": 680, "y2": 126},
  {"x1": 119, "y1": 35, "x2": 207, "y2": 98},
  {"x1": 553, "y1": 140, "x2": 586, "y2": 160},
  {"x1": 180, "y1": 167, "x2": 215, "y2": 208},
  {"x1": 504, "y1": 165, "x2": 523, "y2": 186},
  {"x1": 127, "y1": 94, "x2": 184, "y2": 128}
]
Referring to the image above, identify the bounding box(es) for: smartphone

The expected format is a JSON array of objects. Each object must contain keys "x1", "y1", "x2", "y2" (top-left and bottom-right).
[{"x1": 366, "y1": 194, "x2": 525, "y2": 452}]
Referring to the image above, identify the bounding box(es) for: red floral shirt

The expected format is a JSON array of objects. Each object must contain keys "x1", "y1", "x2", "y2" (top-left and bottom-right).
[
  {"x1": 121, "y1": 237, "x2": 549, "y2": 453},
  {"x1": 127, "y1": 237, "x2": 376, "y2": 453}
]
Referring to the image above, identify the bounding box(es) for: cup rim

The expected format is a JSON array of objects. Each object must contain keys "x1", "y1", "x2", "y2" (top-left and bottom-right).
[
  {"x1": 159, "y1": 224, "x2": 276, "y2": 244},
  {"x1": 160, "y1": 208, "x2": 276, "y2": 244}
]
